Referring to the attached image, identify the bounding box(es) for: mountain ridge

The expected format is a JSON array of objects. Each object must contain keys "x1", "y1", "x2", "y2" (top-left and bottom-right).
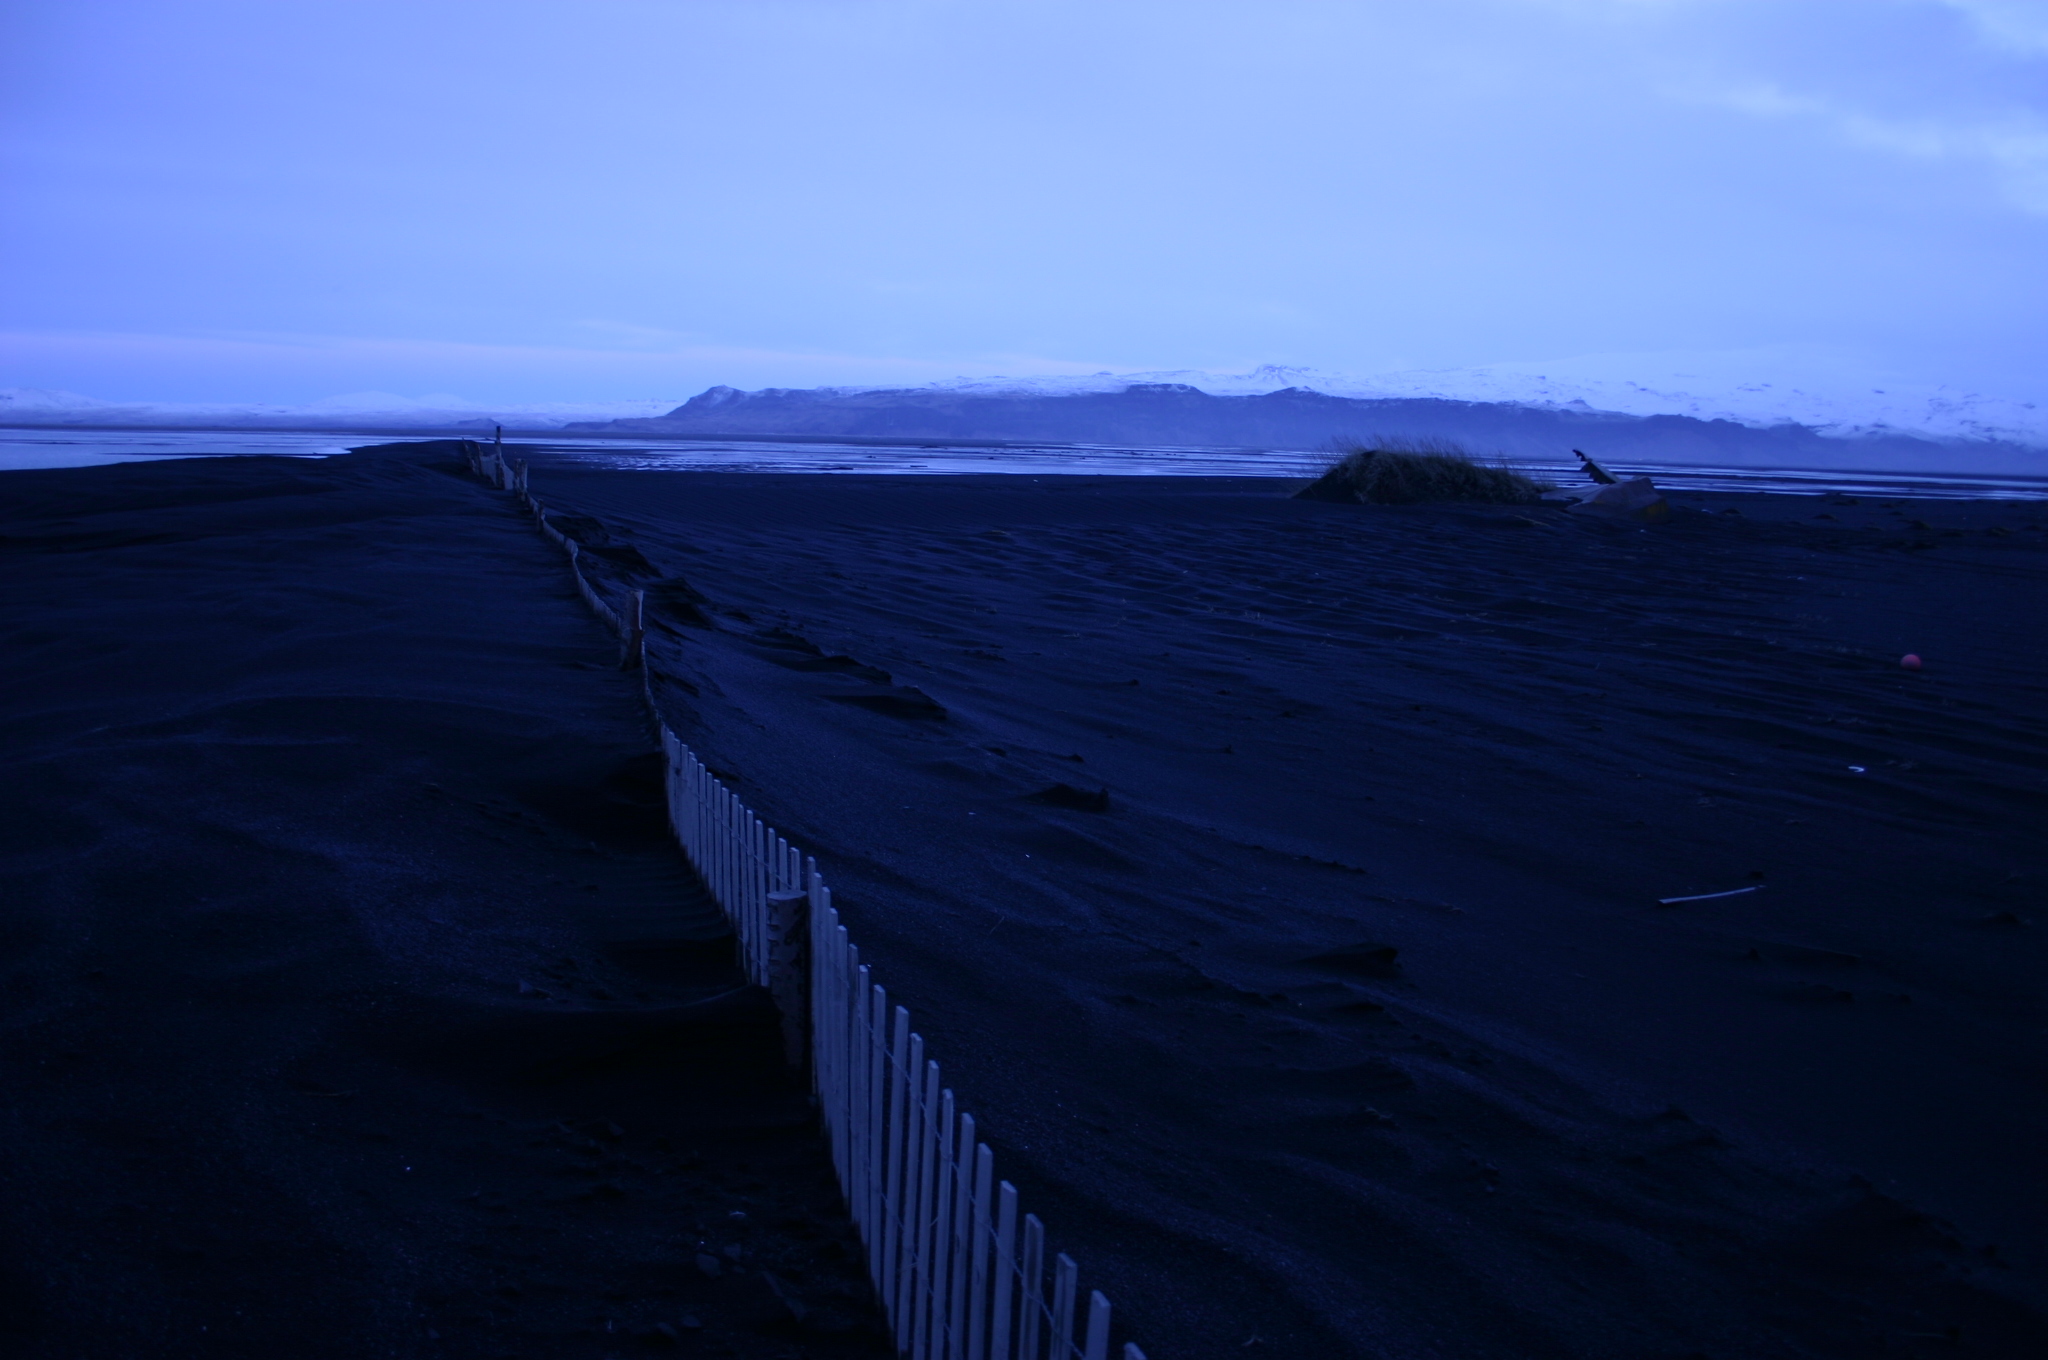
[{"x1": 566, "y1": 383, "x2": 2045, "y2": 473}]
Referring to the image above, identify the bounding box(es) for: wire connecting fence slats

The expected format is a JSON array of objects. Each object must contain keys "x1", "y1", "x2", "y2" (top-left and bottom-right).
[{"x1": 460, "y1": 442, "x2": 1145, "y2": 1360}]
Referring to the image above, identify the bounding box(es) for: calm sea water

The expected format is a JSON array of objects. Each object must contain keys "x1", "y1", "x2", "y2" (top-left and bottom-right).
[
  {"x1": 0, "y1": 427, "x2": 365, "y2": 471},
  {"x1": 5, "y1": 425, "x2": 2045, "y2": 500}
]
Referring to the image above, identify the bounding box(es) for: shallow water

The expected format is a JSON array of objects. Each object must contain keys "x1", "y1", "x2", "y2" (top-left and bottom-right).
[
  {"x1": 0, "y1": 425, "x2": 362, "y2": 471},
  {"x1": 6, "y1": 424, "x2": 2046, "y2": 499}
]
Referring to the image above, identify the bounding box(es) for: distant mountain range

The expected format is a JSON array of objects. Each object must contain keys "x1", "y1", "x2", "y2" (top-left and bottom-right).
[
  {"x1": 6, "y1": 366, "x2": 2043, "y2": 473},
  {"x1": 566, "y1": 382, "x2": 2045, "y2": 473}
]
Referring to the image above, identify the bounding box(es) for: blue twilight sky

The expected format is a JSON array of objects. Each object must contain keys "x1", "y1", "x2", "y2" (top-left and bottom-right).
[{"x1": 2, "y1": 0, "x2": 2045, "y2": 414}]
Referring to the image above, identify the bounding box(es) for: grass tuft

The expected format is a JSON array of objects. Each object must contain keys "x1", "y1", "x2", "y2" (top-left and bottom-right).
[{"x1": 1295, "y1": 437, "x2": 1553, "y2": 505}]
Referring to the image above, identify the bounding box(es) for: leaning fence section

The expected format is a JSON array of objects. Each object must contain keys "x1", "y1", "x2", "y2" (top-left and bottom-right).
[{"x1": 460, "y1": 438, "x2": 1146, "y2": 1360}]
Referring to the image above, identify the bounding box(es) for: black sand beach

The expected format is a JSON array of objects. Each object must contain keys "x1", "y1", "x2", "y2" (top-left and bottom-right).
[
  {"x1": 5, "y1": 442, "x2": 2047, "y2": 1359},
  {"x1": 528, "y1": 461, "x2": 2048, "y2": 1358},
  {"x1": 0, "y1": 448, "x2": 888, "y2": 1358}
]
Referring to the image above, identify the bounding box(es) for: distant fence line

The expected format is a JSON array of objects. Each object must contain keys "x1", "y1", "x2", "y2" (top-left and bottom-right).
[{"x1": 462, "y1": 437, "x2": 1145, "y2": 1360}]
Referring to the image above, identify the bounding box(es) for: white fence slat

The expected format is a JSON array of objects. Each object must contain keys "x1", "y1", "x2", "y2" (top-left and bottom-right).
[
  {"x1": 968, "y1": 1145, "x2": 994, "y2": 1360},
  {"x1": 713, "y1": 785, "x2": 726, "y2": 935},
  {"x1": 868, "y1": 982, "x2": 890, "y2": 1260},
  {"x1": 916, "y1": 1083, "x2": 941, "y2": 1359},
  {"x1": 762, "y1": 822, "x2": 773, "y2": 978},
  {"x1": 841, "y1": 933, "x2": 856, "y2": 1225},
  {"x1": 746, "y1": 810, "x2": 760, "y2": 980},
  {"x1": 812, "y1": 888, "x2": 841, "y2": 1171},
  {"x1": 735, "y1": 800, "x2": 745, "y2": 968},
  {"x1": 925, "y1": 1086, "x2": 957, "y2": 1360},
  {"x1": 830, "y1": 918, "x2": 851, "y2": 1186},
  {"x1": 748, "y1": 813, "x2": 763, "y2": 972},
  {"x1": 905, "y1": 1044, "x2": 929, "y2": 1335},
  {"x1": 835, "y1": 924, "x2": 852, "y2": 1202},
  {"x1": 991, "y1": 1183, "x2": 1020, "y2": 1360},
  {"x1": 911, "y1": 1049, "x2": 930, "y2": 1338},
  {"x1": 837, "y1": 945, "x2": 861, "y2": 1225},
  {"x1": 744, "y1": 808, "x2": 756, "y2": 976},
  {"x1": 895, "y1": 1034, "x2": 928, "y2": 1331},
  {"x1": 729, "y1": 790, "x2": 745, "y2": 962},
  {"x1": 755, "y1": 815, "x2": 770, "y2": 978},
  {"x1": 857, "y1": 977, "x2": 879, "y2": 1271},
  {"x1": 1052, "y1": 1255, "x2": 1079, "y2": 1360},
  {"x1": 1083, "y1": 1292, "x2": 1111, "y2": 1360},
  {"x1": 1019, "y1": 1215, "x2": 1046, "y2": 1360},
  {"x1": 855, "y1": 978, "x2": 878, "y2": 1273},
  {"x1": 945, "y1": 1112, "x2": 976, "y2": 1359},
  {"x1": 687, "y1": 760, "x2": 700, "y2": 860},
  {"x1": 711, "y1": 780, "x2": 721, "y2": 916},
  {"x1": 911, "y1": 1076, "x2": 940, "y2": 1359},
  {"x1": 714, "y1": 787, "x2": 727, "y2": 948},
  {"x1": 883, "y1": 1007, "x2": 912, "y2": 1316}
]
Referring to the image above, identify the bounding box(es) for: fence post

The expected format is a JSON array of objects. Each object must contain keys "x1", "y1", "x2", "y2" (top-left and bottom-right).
[
  {"x1": 765, "y1": 887, "x2": 809, "y2": 1067},
  {"x1": 622, "y1": 589, "x2": 645, "y2": 670}
]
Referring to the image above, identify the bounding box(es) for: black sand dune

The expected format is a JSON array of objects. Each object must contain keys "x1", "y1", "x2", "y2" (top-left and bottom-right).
[
  {"x1": 521, "y1": 461, "x2": 2048, "y2": 1359},
  {"x1": 8, "y1": 442, "x2": 2048, "y2": 1359},
  {"x1": 0, "y1": 448, "x2": 888, "y2": 1358}
]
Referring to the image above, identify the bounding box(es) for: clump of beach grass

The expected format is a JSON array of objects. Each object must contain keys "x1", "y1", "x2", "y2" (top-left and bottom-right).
[{"x1": 1294, "y1": 437, "x2": 1553, "y2": 505}]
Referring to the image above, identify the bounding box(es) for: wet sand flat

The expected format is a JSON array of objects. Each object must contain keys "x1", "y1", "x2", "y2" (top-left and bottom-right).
[{"x1": 534, "y1": 466, "x2": 2048, "y2": 1358}]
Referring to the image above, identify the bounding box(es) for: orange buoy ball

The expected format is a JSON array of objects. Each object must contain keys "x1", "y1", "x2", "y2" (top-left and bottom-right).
[{"x1": 1901, "y1": 654, "x2": 1923, "y2": 670}]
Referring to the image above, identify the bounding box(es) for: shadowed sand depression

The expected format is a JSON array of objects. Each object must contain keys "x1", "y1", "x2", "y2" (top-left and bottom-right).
[{"x1": 529, "y1": 461, "x2": 2048, "y2": 1359}]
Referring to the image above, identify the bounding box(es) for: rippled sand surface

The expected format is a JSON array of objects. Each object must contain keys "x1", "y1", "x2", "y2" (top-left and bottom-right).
[{"x1": 540, "y1": 464, "x2": 2048, "y2": 1358}]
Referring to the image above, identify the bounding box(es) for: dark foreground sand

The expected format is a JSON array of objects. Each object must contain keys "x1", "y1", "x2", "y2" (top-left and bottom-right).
[
  {"x1": 521, "y1": 459, "x2": 2048, "y2": 1359},
  {"x1": 0, "y1": 448, "x2": 889, "y2": 1358}
]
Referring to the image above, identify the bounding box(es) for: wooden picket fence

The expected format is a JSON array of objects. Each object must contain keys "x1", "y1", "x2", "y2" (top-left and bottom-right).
[{"x1": 461, "y1": 436, "x2": 1147, "y2": 1360}]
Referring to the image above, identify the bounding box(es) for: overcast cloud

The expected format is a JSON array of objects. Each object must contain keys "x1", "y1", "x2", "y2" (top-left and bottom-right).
[{"x1": 1, "y1": 0, "x2": 2043, "y2": 419}]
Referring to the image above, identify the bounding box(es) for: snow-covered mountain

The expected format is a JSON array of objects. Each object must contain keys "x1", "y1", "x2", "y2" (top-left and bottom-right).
[{"x1": 915, "y1": 356, "x2": 2047, "y2": 450}]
